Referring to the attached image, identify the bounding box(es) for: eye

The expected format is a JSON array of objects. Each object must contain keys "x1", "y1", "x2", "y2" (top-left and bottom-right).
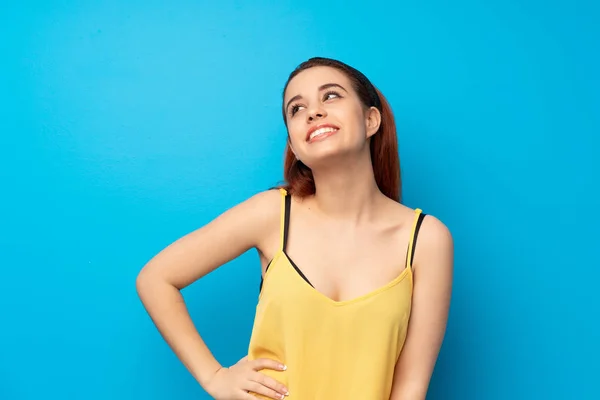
[
  {"x1": 289, "y1": 103, "x2": 304, "y2": 116},
  {"x1": 323, "y1": 90, "x2": 341, "y2": 101},
  {"x1": 288, "y1": 91, "x2": 342, "y2": 117}
]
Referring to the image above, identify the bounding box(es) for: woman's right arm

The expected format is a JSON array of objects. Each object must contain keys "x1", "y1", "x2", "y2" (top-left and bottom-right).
[{"x1": 135, "y1": 189, "x2": 287, "y2": 398}]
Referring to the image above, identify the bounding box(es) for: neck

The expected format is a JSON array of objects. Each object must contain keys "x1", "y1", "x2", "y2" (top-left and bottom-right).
[{"x1": 310, "y1": 151, "x2": 383, "y2": 223}]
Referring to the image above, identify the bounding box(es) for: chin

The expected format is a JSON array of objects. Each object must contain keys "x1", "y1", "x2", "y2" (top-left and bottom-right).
[{"x1": 301, "y1": 145, "x2": 355, "y2": 169}]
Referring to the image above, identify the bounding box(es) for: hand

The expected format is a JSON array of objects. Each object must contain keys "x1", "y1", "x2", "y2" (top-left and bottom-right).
[{"x1": 205, "y1": 356, "x2": 289, "y2": 399}]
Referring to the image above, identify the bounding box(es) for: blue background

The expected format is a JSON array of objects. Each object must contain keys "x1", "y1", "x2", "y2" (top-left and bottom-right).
[{"x1": 1, "y1": 1, "x2": 598, "y2": 399}]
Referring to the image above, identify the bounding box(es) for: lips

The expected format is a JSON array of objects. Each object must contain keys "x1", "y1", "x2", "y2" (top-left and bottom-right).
[{"x1": 306, "y1": 123, "x2": 340, "y2": 142}]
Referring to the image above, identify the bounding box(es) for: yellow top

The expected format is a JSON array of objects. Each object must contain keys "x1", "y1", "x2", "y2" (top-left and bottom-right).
[{"x1": 248, "y1": 188, "x2": 423, "y2": 399}]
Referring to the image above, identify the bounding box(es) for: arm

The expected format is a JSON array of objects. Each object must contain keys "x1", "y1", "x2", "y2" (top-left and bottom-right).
[
  {"x1": 390, "y1": 215, "x2": 454, "y2": 400},
  {"x1": 135, "y1": 189, "x2": 281, "y2": 389}
]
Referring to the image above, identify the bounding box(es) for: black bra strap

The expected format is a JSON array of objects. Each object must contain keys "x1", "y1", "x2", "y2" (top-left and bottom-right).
[
  {"x1": 282, "y1": 193, "x2": 291, "y2": 252},
  {"x1": 408, "y1": 212, "x2": 426, "y2": 268}
]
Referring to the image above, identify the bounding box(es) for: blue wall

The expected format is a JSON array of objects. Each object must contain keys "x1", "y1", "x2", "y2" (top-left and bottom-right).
[{"x1": 1, "y1": 1, "x2": 598, "y2": 399}]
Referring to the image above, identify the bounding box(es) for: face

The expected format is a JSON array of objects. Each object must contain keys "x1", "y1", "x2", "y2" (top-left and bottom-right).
[{"x1": 283, "y1": 66, "x2": 381, "y2": 168}]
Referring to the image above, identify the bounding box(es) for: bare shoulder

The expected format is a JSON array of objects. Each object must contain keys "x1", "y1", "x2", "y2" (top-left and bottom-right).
[
  {"x1": 240, "y1": 187, "x2": 282, "y2": 222},
  {"x1": 415, "y1": 213, "x2": 454, "y2": 272},
  {"x1": 420, "y1": 214, "x2": 453, "y2": 246},
  {"x1": 384, "y1": 198, "x2": 453, "y2": 269},
  {"x1": 235, "y1": 187, "x2": 285, "y2": 262},
  {"x1": 229, "y1": 187, "x2": 282, "y2": 242}
]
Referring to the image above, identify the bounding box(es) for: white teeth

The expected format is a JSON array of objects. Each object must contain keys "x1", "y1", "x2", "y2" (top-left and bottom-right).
[{"x1": 309, "y1": 127, "x2": 337, "y2": 140}]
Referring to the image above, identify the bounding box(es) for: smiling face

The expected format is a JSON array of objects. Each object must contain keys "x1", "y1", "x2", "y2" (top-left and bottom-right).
[{"x1": 283, "y1": 66, "x2": 381, "y2": 168}]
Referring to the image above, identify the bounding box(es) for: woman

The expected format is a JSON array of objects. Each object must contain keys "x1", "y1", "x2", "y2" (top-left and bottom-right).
[{"x1": 136, "y1": 57, "x2": 454, "y2": 399}]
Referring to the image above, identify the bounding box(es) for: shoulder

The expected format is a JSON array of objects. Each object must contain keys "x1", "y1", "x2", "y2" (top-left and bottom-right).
[
  {"x1": 242, "y1": 187, "x2": 284, "y2": 215},
  {"x1": 245, "y1": 187, "x2": 290, "y2": 256},
  {"x1": 233, "y1": 187, "x2": 283, "y2": 228},
  {"x1": 204, "y1": 187, "x2": 283, "y2": 245},
  {"x1": 415, "y1": 213, "x2": 454, "y2": 272},
  {"x1": 384, "y1": 198, "x2": 453, "y2": 268},
  {"x1": 388, "y1": 201, "x2": 452, "y2": 247},
  {"x1": 419, "y1": 214, "x2": 453, "y2": 250}
]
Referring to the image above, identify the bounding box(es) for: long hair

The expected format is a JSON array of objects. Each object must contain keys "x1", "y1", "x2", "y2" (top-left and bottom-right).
[{"x1": 279, "y1": 57, "x2": 401, "y2": 202}]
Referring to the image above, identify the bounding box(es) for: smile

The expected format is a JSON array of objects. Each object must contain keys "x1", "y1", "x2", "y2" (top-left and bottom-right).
[{"x1": 307, "y1": 126, "x2": 339, "y2": 143}]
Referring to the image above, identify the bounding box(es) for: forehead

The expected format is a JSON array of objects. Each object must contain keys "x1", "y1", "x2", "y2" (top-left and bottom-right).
[{"x1": 284, "y1": 66, "x2": 352, "y2": 100}]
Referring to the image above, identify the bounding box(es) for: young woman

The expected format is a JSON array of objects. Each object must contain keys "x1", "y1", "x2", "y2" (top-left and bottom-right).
[{"x1": 136, "y1": 57, "x2": 454, "y2": 400}]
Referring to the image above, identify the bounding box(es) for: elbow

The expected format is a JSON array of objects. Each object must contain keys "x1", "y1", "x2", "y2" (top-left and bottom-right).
[
  {"x1": 135, "y1": 266, "x2": 182, "y2": 301},
  {"x1": 135, "y1": 269, "x2": 153, "y2": 301},
  {"x1": 135, "y1": 269, "x2": 149, "y2": 295},
  {"x1": 135, "y1": 267, "x2": 168, "y2": 300}
]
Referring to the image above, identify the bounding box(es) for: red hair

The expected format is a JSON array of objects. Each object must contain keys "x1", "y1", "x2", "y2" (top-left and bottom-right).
[{"x1": 279, "y1": 57, "x2": 402, "y2": 202}]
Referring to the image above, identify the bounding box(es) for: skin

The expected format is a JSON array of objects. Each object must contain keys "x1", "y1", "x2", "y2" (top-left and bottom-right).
[{"x1": 136, "y1": 65, "x2": 453, "y2": 400}]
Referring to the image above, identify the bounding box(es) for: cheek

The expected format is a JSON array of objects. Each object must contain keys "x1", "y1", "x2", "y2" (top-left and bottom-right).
[
  {"x1": 339, "y1": 110, "x2": 367, "y2": 140},
  {"x1": 349, "y1": 107, "x2": 367, "y2": 128},
  {"x1": 337, "y1": 104, "x2": 366, "y2": 130},
  {"x1": 287, "y1": 123, "x2": 307, "y2": 148}
]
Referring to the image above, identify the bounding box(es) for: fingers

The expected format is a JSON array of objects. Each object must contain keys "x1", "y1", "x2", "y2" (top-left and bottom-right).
[
  {"x1": 250, "y1": 358, "x2": 287, "y2": 372},
  {"x1": 250, "y1": 371, "x2": 289, "y2": 397},
  {"x1": 239, "y1": 357, "x2": 289, "y2": 399},
  {"x1": 244, "y1": 380, "x2": 287, "y2": 399}
]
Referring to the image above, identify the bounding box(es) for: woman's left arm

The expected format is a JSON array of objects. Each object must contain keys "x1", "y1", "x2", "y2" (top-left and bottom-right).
[{"x1": 390, "y1": 216, "x2": 454, "y2": 400}]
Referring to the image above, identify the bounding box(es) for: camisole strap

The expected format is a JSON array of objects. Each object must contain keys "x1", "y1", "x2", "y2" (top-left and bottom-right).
[
  {"x1": 406, "y1": 208, "x2": 426, "y2": 269},
  {"x1": 278, "y1": 188, "x2": 289, "y2": 252}
]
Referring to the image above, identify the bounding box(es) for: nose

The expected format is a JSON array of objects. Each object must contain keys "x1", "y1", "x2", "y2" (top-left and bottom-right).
[{"x1": 307, "y1": 105, "x2": 327, "y2": 122}]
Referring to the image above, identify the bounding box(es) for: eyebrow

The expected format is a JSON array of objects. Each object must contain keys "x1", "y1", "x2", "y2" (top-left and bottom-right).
[{"x1": 285, "y1": 83, "x2": 348, "y2": 113}]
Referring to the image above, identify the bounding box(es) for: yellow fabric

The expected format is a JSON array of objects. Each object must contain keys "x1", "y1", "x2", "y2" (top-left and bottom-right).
[{"x1": 248, "y1": 188, "x2": 422, "y2": 399}]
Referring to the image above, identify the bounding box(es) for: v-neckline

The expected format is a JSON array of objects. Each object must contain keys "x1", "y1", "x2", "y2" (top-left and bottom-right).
[{"x1": 278, "y1": 250, "x2": 412, "y2": 307}]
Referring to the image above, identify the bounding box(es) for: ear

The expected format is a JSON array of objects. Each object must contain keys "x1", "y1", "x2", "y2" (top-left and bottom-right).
[{"x1": 365, "y1": 106, "x2": 382, "y2": 138}]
